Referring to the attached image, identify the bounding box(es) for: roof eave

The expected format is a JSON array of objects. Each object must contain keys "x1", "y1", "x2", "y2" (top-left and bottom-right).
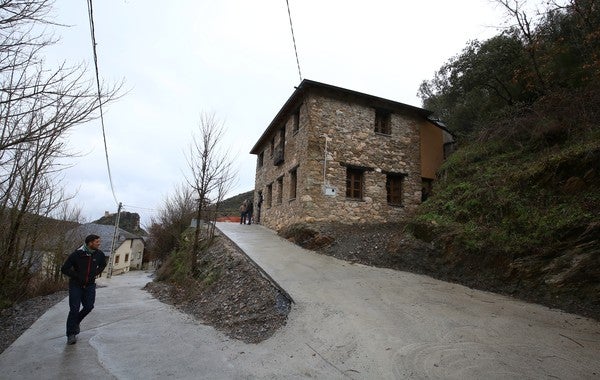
[{"x1": 249, "y1": 79, "x2": 436, "y2": 154}]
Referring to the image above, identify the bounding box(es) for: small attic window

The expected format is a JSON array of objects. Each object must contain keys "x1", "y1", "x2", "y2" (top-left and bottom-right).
[{"x1": 374, "y1": 109, "x2": 391, "y2": 135}]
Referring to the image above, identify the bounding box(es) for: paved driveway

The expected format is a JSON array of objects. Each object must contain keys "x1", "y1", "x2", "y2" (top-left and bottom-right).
[
  {"x1": 0, "y1": 222, "x2": 598, "y2": 379},
  {"x1": 215, "y1": 222, "x2": 600, "y2": 379}
]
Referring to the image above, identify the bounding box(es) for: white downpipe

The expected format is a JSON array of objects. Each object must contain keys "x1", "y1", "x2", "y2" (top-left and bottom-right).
[{"x1": 323, "y1": 134, "x2": 328, "y2": 186}]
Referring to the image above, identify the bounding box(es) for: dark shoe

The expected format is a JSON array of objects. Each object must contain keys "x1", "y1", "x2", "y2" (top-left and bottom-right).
[
  {"x1": 75, "y1": 324, "x2": 80, "y2": 335},
  {"x1": 67, "y1": 334, "x2": 77, "y2": 345}
]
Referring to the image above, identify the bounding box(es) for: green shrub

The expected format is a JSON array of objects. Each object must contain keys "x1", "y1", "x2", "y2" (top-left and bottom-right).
[{"x1": 414, "y1": 125, "x2": 599, "y2": 258}]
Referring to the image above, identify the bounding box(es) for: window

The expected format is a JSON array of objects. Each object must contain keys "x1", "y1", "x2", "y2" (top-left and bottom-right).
[
  {"x1": 277, "y1": 176, "x2": 283, "y2": 204},
  {"x1": 258, "y1": 151, "x2": 264, "y2": 167},
  {"x1": 274, "y1": 145, "x2": 284, "y2": 166},
  {"x1": 266, "y1": 183, "x2": 272, "y2": 207},
  {"x1": 346, "y1": 168, "x2": 364, "y2": 199},
  {"x1": 125, "y1": 253, "x2": 129, "y2": 262},
  {"x1": 289, "y1": 168, "x2": 297, "y2": 199},
  {"x1": 280, "y1": 125, "x2": 286, "y2": 145},
  {"x1": 114, "y1": 255, "x2": 120, "y2": 264},
  {"x1": 374, "y1": 109, "x2": 391, "y2": 135},
  {"x1": 292, "y1": 109, "x2": 300, "y2": 134},
  {"x1": 270, "y1": 137, "x2": 275, "y2": 158},
  {"x1": 386, "y1": 174, "x2": 404, "y2": 205},
  {"x1": 274, "y1": 127, "x2": 285, "y2": 166}
]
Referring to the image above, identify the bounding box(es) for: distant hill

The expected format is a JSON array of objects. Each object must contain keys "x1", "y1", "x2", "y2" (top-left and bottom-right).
[
  {"x1": 93, "y1": 211, "x2": 147, "y2": 236},
  {"x1": 216, "y1": 190, "x2": 254, "y2": 217}
]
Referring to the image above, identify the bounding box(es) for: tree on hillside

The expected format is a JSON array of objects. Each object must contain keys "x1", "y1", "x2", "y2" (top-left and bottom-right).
[
  {"x1": 418, "y1": 32, "x2": 531, "y2": 136},
  {"x1": 146, "y1": 184, "x2": 196, "y2": 265},
  {"x1": 0, "y1": 0, "x2": 121, "y2": 304},
  {"x1": 419, "y1": 0, "x2": 600, "y2": 137},
  {"x1": 186, "y1": 113, "x2": 235, "y2": 275}
]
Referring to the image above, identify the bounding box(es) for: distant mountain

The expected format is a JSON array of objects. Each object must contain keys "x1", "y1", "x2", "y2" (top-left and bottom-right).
[{"x1": 93, "y1": 211, "x2": 147, "y2": 236}]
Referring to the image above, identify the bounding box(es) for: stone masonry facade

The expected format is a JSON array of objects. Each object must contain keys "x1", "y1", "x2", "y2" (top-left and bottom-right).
[{"x1": 252, "y1": 81, "x2": 431, "y2": 231}]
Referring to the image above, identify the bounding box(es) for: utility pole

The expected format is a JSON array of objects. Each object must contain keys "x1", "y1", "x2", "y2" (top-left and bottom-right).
[{"x1": 106, "y1": 202, "x2": 122, "y2": 278}]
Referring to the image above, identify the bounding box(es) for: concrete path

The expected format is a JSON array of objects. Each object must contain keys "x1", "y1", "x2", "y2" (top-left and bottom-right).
[{"x1": 1, "y1": 222, "x2": 599, "y2": 379}]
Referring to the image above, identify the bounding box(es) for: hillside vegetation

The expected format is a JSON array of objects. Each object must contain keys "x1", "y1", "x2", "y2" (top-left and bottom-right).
[
  {"x1": 409, "y1": 118, "x2": 599, "y2": 319},
  {"x1": 411, "y1": 0, "x2": 600, "y2": 319}
]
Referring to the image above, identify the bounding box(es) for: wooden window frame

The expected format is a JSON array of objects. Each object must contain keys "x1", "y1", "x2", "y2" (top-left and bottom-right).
[
  {"x1": 374, "y1": 109, "x2": 391, "y2": 135},
  {"x1": 386, "y1": 173, "x2": 404, "y2": 206},
  {"x1": 346, "y1": 167, "x2": 364, "y2": 199}
]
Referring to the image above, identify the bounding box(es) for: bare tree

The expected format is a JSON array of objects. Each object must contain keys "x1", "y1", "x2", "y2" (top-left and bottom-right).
[
  {"x1": 186, "y1": 113, "x2": 236, "y2": 275},
  {"x1": 0, "y1": 0, "x2": 122, "y2": 303},
  {"x1": 146, "y1": 183, "x2": 196, "y2": 266},
  {"x1": 495, "y1": 0, "x2": 552, "y2": 93},
  {"x1": 207, "y1": 162, "x2": 235, "y2": 239}
]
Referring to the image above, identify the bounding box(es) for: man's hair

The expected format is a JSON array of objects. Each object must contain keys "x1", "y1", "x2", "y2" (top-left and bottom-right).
[{"x1": 85, "y1": 234, "x2": 100, "y2": 245}]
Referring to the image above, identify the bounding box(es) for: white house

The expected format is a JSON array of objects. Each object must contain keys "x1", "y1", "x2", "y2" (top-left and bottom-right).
[{"x1": 66, "y1": 223, "x2": 145, "y2": 277}]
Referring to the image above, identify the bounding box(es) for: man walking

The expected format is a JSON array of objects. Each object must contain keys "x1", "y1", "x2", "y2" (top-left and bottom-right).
[{"x1": 61, "y1": 234, "x2": 107, "y2": 345}]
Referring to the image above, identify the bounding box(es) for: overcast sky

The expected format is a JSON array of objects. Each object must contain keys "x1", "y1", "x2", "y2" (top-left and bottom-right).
[{"x1": 46, "y1": 0, "x2": 523, "y2": 227}]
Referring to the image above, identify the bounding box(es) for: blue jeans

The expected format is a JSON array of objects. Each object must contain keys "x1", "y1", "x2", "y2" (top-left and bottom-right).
[{"x1": 66, "y1": 282, "x2": 96, "y2": 336}]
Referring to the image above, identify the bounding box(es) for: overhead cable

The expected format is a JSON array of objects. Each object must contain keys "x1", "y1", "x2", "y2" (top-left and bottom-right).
[
  {"x1": 285, "y1": 0, "x2": 302, "y2": 82},
  {"x1": 87, "y1": 0, "x2": 119, "y2": 206}
]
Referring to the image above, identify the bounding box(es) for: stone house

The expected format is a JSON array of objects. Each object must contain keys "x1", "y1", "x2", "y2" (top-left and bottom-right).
[{"x1": 250, "y1": 79, "x2": 453, "y2": 231}]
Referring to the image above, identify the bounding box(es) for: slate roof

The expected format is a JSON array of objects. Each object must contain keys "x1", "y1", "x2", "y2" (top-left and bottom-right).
[
  {"x1": 66, "y1": 223, "x2": 143, "y2": 256},
  {"x1": 250, "y1": 79, "x2": 438, "y2": 154}
]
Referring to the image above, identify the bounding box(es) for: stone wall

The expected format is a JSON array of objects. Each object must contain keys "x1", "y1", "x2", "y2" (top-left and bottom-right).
[{"x1": 254, "y1": 89, "x2": 423, "y2": 231}]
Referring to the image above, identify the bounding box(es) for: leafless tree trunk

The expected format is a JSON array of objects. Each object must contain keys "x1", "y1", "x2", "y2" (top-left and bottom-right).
[{"x1": 186, "y1": 113, "x2": 236, "y2": 275}]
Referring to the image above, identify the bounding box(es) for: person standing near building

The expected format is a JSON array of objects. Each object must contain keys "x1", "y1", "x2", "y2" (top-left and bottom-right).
[
  {"x1": 246, "y1": 199, "x2": 254, "y2": 225},
  {"x1": 61, "y1": 234, "x2": 107, "y2": 345},
  {"x1": 239, "y1": 200, "x2": 248, "y2": 224}
]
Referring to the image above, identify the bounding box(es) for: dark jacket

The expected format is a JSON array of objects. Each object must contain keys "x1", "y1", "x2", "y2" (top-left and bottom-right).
[{"x1": 61, "y1": 246, "x2": 107, "y2": 287}]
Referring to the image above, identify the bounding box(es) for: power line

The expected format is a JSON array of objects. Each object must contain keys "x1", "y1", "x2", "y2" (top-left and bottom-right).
[
  {"x1": 123, "y1": 204, "x2": 158, "y2": 213},
  {"x1": 285, "y1": 0, "x2": 302, "y2": 82},
  {"x1": 87, "y1": 0, "x2": 119, "y2": 207}
]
